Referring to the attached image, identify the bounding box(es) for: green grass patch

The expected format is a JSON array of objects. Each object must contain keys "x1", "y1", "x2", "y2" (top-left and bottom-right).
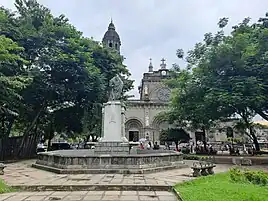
[
  {"x1": 174, "y1": 172, "x2": 268, "y2": 201},
  {"x1": 0, "y1": 179, "x2": 13, "y2": 194}
]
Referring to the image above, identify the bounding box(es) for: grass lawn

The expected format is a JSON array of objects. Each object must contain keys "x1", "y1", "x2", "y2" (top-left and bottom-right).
[
  {"x1": 174, "y1": 173, "x2": 268, "y2": 201},
  {"x1": 0, "y1": 179, "x2": 13, "y2": 194}
]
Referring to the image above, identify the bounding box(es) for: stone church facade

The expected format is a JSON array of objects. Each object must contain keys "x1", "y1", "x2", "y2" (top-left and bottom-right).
[
  {"x1": 101, "y1": 20, "x2": 247, "y2": 144},
  {"x1": 124, "y1": 59, "x2": 172, "y2": 143}
]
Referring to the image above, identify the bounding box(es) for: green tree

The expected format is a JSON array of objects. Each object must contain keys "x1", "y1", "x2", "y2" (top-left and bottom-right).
[
  {"x1": 159, "y1": 128, "x2": 190, "y2": 149},
  {"x1": 0, "y1": 31, "x2": 30, "y2": 159},
  {"x1": 166, "y1": 67, "x2": 231, "y2": 150},
  {"x1": 168, "y1": 13, "x2": 268, "y2": 151},
  {"x1": 0, "y1": 0, "x2": 133, "y2": 158},
  {"x1": 0, "y1": 34, "x2": 30, "y2": 136}
]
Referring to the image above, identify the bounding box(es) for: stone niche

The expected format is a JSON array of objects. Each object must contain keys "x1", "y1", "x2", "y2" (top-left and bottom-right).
[{"x1": 33, "y1": 150, "x2": 185, "y2": 174}]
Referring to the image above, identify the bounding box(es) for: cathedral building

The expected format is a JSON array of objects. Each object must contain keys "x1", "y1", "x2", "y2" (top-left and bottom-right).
[
  {"x1": 125, "y1": 58, "x2": 172, "y2": 143},
  {"x1": 102, "y1": 20, "x2": 254, "y2": 145},
  {"x1": 102, "y1": 20, "x2": 172, "y2": 143}
]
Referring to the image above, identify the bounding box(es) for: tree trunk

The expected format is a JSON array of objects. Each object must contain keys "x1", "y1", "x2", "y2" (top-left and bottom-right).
[
  {"x1": 255, "y1": 110, "x2": 268, "y2": 122},
  {"x1": 0, "y1": 117, "x2": 15, "y2": 161},
  {"x1": 28, "y1": 122, "x2": 41, "y2": 158},
  {"x1": 47, "y1": 120, "x2": 55, "y2": 151},
  {"x1": 202, "y1": 127, "x2": 208, "y2": 152},
  {"x1": 92, "y1": 134, "x2": 98, "y2": 142},
  {"x1": 249, "y1": 126, "x2": 260, "y2": 152},
  {"x1": 47, "y1": 137, "x2": 52, "y2": 151},
  {"x1": 47, "y1": 131, "x2": 54, "y2": 151},
  {"x1": 175, "y1": 141, "x2": 179, "y2": 151},
  {"x1": 1, "y1": 115, "x2": 5, "y2": 137},
  {"x1": 240, "y1": 111, "x2": 260, "y2": 152},
  {"x1": 86, "y1": 135, "x2": 90, "y2": 142},
  {"x1": 5, "y1": 118, "x2": 15, "y2": 138},
  {"x1": 17, "y1": 104, "x2": 45, "y2": 157},
  {"x1": 84, "y1": 134, "x2": 90, "y2": 148},
  {"x1": 23, "y1": 105, "x2": 45, "y2": 137}
]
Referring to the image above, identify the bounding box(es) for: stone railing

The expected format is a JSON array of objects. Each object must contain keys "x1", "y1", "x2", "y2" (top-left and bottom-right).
[{"x1": 232, "y1": 157, "x2": 252, "y2": 166}]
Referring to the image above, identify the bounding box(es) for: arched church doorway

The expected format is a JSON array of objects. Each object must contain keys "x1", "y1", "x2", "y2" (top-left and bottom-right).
[
  {"x1": 125, "y1": 119, "x2": 143, "y2": 142},
  {"x1": 152, "y1": 114, "x2": 170, "y2": 143},
  {"x1": 129, "y1": 129, "x2": 139, "y2": 142}
]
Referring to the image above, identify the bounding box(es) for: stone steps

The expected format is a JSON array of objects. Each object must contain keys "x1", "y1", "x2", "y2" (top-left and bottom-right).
[
  {"x1": 12, "y1": 184, "x2": 172, "y2": 192},
  {"x1": 32, "y1": 162, "x2": 188, "y2": 174}
]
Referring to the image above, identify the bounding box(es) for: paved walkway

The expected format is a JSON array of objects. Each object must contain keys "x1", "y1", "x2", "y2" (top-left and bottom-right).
[
  {"x1": 0, "y1": 160, "x2": 232, "y2": 188},
  {"x1": 1, "y1": 191, "x2": 179, "y2": 201},
  {"x1": 1, "y1": 160, "x2": 268, "y2": 200}
]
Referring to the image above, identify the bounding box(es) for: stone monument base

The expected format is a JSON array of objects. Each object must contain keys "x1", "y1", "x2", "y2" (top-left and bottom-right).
[
  {"x1": 33, "y1": 150, "x2": 186, "y2": 174},
  {"x1": 94, "y1": 141, "x2": 129, "y2": 155}
]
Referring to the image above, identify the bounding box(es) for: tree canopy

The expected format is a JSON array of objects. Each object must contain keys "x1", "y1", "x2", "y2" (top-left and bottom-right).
[
  {"x1": 159, "y1": 128, "x2": 190, "y2": 144},
  {"x1": 167, "y1": 13, "x2": 268, "y2": 151},
  {"x1": 0, "y1": 0, "x2": 133, "y2": 158}
]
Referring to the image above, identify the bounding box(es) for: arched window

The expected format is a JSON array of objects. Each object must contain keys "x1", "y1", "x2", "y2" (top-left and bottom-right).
[
  {"x1": 115, "y1": 43, "x2": 118, "y2": 49},
  {"x1": 109, "y1": 42, "x2": 113, "y2": 47}
]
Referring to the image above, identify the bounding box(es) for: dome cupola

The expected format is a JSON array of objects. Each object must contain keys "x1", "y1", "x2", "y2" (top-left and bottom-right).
[{"x1": 102, "y1": 19, "x2": 121, "y2": 53}]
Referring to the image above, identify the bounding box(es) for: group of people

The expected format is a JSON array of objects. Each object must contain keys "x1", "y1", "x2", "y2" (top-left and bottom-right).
[
  {"x1": 137, "y1": 140, "x2": 258, "y2": 156},
  {"x1": 139, "y1": 141, "x2": 160, "y2": 150}
]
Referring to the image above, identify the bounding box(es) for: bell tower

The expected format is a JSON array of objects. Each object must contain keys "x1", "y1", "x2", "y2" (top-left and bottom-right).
[{"x1": 102, "y1": 19, "x2": 121, "y2": 53}]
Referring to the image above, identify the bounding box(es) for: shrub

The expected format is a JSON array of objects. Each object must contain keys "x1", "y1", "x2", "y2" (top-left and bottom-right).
[
  {"x1": 230, "y1": 168, "x2": 268, "y2": 186},
  {"x1": 181, "y1": 147, "x2": 190, "y2": 154},
  {"x1": 229, "y1": 168, "x2": 246, "y2": 183},
  {"x1": 0, "y1": 180, "x2": 13, "y2": 194},
  {"x1": 244, "y1": 170, "x2": 268, "y2": 186}
]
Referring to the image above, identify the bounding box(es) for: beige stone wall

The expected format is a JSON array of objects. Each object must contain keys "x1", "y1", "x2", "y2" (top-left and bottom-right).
[{"x1": 125, "y1": 102, "x2": 169, "y2": 142}]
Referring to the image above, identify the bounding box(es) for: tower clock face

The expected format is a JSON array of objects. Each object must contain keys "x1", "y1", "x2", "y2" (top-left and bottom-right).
[
  {"x1": 157, "y1": 88, "x2": 171, "y2": 102},
  {"x1": 161, "y1": 70, "x2": 167, "y2": 76}
]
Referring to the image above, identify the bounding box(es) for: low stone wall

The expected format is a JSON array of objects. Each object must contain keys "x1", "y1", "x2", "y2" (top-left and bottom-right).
[
  {"x1": 135, "y1": 149, "x2": 176, "y2": 154},
  {"x1": 34, "y1": 151, "x2": 185, "y2": 174},
  {"x1": 206, "y1": 156, "x2": 268, "y2": 165}
]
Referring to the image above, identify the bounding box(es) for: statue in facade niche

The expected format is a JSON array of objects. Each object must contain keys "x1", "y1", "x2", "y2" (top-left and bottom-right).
[
  {"x1": 108, "y1": 75, "x2": 124, "y2": 101},
  {"x1": 144, "y1": 85, "x2": 148, "y2": 95}
]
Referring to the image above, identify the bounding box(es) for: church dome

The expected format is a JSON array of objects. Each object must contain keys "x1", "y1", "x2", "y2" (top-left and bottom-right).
[{"x1": 102, "y1": 21, "x2": 121, "y2": 45}]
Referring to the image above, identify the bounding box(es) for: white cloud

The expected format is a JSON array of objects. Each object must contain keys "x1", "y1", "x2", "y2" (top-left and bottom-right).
[{"x1": 1, "y1": 0, "x2": 268, "y2": 103}]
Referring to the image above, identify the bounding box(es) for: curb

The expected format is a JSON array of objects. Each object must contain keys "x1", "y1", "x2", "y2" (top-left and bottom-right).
[
  {"x1": 12, "y1": 184, "x2": 172, "y2": 192},
  {"x1": 32, "y1": 163, "x2": 188, "y2": 174},
  {"x1": 172, "y1": 187, "x2": 184, "y2": 201}
]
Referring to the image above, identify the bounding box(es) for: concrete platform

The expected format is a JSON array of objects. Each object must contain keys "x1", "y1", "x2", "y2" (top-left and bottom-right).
[{"x1": 33, "y1": 150, "x2": 186, "y2": 174}]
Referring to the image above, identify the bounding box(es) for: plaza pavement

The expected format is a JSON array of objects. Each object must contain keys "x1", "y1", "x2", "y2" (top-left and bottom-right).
[
  {"x1": 0, "y1": 160, "x2": 232, "y2": 189},
  {"x1": 0, "y1": 160, "x2": 242, "y2": 201},
  {"x1": 0, "y1": 191, "x2": 178, "y2": 201}
]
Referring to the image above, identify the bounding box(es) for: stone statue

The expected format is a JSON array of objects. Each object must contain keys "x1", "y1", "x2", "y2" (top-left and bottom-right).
[
  {"x1": 144, "y1": 85, "x2": 148, "y2": 95},
  {"x1": 109, "y1": 75, "x2": 124, "y2": 101}
]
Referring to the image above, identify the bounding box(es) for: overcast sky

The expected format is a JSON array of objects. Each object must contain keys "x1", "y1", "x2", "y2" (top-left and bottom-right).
[{"x1": 1, "y1": 0, "x2": 268, "y2": 102}]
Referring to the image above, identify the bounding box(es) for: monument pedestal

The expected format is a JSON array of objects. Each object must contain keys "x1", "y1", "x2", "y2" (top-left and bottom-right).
[
  {"x1": 95, "y1": 101, "x2": 129, "y2": 155},
  {"x1": 33, "y1": 76, "x2": 186, "y2": 174},
  {"x1": 94, "y1": 141, "x2": 129, "y2": 155}
]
